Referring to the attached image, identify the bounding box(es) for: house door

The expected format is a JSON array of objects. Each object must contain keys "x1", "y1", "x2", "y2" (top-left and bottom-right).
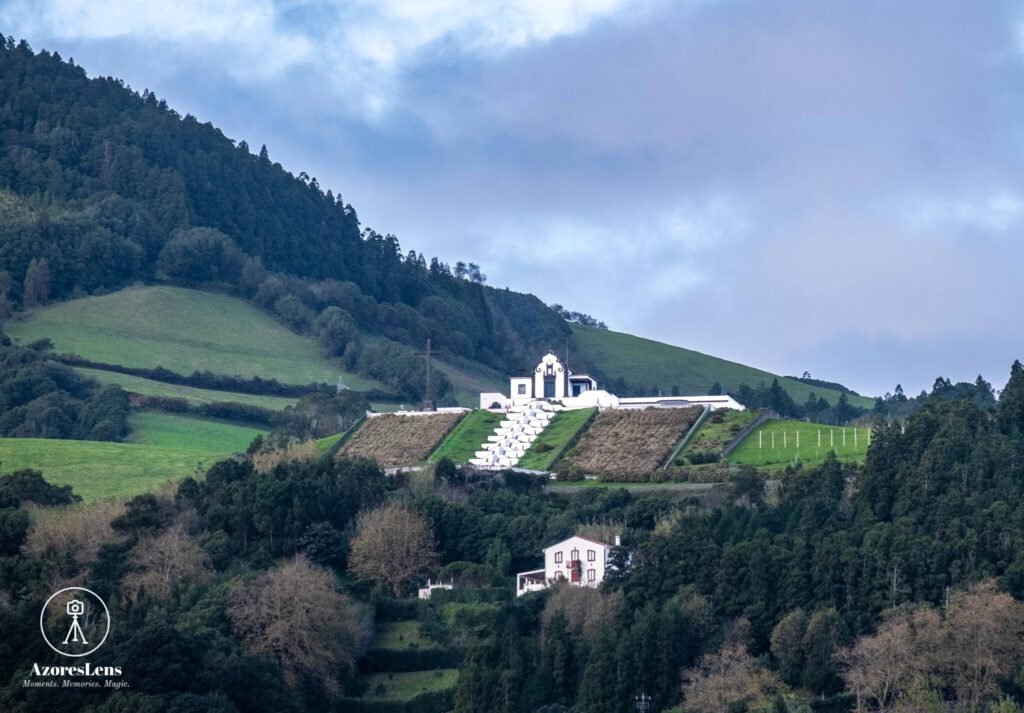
[{"x1": 544, "y1": 376, "x2": 555, "y2": 398}]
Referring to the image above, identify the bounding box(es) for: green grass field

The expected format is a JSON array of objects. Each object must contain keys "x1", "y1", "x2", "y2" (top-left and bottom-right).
[
  {"x1": 127, "y1": 412, "x2": 263, "y2": 451},
  {"x1": 572, "y1": 324, "x2": 875, "y2": 409},
  {"x1": 0, "y1": 412, "x2": 263, "y2": 501},
  {"x1": 370, "y1": 621, "x2": 440, "y2": 651},
  {"x1": 678, "y1": 408, "x2": 760, "y2": 463},
  {"x1": 518, "y1": 408, "x2": 596, "y2": 471},
  {"x1": 429, "y1": 409, "x2": 504, "y2": 463},
  {"x1": 726, "y1": 419, "x2": 871, "y2": 467},
  {"x1": 358, "y1": 670, "x2": 458, "y2": 701},
  {"x1": 76, "y1": 367, "x2": 297, "y2": 410},
  {"x1": 6, "y1": 285, "x2": 379, "y2": 388},
  {"x1": 0, "y1": 439, "x2": 217, "y2": 501}
]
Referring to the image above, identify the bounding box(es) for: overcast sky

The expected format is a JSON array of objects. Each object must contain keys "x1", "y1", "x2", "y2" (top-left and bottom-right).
[{"x1": 3, "y1": 0, "x2": 1023, "y2": 397}]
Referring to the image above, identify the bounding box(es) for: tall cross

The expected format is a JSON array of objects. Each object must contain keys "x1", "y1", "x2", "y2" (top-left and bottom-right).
[{"x1": 416, "y1": 338, "x2": 444, "y2": 411}]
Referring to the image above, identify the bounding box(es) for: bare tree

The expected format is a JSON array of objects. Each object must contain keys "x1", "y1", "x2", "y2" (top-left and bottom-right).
[
  {"x1": 838, "y1": 580, "x2": 1024, "y2": 712},
  {"x1": 348, "y1": 502, "x2": 439, "y2": 596},
  {"x1": 123, "y1": 524, "x2": 211, "y2": 601},
  {"x1": 681, "y1": 641, "x2": 784, "y2": 713},
  {"x1": 943, "y1": 581, "x2": 1024, "y2": 710},
  {"x1": 24, "y1": 500, "x2": 125, "y2": 569},
  {"x1": 836, "y1": 608, "x2": 929, "y2": 713},
  {"x1": 228, "y1": 556, "x2": 369, "y2": 695},
  {"x1": 541, "y1": 585, "x2": 624, "y2": 645}
]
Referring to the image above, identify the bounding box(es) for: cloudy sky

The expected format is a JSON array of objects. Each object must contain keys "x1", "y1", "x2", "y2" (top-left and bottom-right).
[{"x1": 3, "y1": 0, "x2": 1023, "y2": 396}]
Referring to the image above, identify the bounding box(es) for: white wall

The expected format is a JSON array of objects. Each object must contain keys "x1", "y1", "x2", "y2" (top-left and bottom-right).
[{"x1": 544, "y1": 535, "x2": 610, "y2": 588}]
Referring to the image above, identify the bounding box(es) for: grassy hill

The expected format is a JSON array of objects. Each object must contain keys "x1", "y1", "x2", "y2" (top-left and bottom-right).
[
  {"x1": 0, "y1": 412, "x2": 263, "y2": 501},
  {"x1": 572, "y1": 324, "x2": 875, "y2": 408},
  {"x1": 6, "y1": 286, "x2": 379, "y2": 388},
  {"x1": 75, "y1": 367, "x2": 298, "y2": 410},
  {"x1": 726, "y1": 419, "x2": 870, "y2": 467}
]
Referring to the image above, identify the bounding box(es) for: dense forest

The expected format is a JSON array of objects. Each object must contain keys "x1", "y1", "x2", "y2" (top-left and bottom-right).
[
  {"x1": 0, "y1": 37, "x2": 575, "y2": 402},
  {"x1": 0, "y1": 361, "x2": 1023, "y2": 712}
]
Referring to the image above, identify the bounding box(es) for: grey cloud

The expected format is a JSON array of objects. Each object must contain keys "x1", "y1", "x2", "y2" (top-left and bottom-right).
[{"x1": 5, "y1": 0, "x2": 1024, "y2": 397}]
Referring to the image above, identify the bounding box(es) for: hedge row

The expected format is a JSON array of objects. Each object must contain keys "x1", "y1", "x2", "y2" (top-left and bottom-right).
[
  {"x1": 134, "y1": 394, "x2": 277, "y2": 425},
  {"x1": 57, "y1": 353, "x2": 400, "y2": 400}
]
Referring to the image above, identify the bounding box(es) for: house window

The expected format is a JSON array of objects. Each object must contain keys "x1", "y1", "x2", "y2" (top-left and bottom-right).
[
  {"x1": 517, "y1": 384, "x2": 527, "y2": 395},
  {"x1": 554, "y1": 552, "x2": 563, "y2": 563},
  {"x1": 555, "y1": 571, "x2": 565, "y2": 580},
  {"x1": 570, "y1": 549, "x2": 579, "y2": 563},
  {"x1": 587, "y1": 569, "x2": 596, "y2": 582},
  {"x1": 587, "y1": 549, "x2": 596, "y2": 562}
]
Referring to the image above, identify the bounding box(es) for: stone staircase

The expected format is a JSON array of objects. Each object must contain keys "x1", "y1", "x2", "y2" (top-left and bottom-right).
[{"x1": 468, "y1": 400, "x2": 562, "y2": 468}]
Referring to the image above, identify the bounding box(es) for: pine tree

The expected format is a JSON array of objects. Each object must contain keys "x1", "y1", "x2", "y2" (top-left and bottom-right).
[{"x1": 998, "y1": 360, "x2": 1024, "y2": 440}]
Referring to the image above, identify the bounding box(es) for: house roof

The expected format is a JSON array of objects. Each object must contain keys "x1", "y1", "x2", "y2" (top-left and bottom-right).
[{"x1": 543, "y1": 535, "x2": 612, "y2": 552}]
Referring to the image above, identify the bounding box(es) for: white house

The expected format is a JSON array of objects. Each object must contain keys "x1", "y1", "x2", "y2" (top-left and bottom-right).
[{"x1": 516, "y1": 535, "x2": 618, "y2": 597}]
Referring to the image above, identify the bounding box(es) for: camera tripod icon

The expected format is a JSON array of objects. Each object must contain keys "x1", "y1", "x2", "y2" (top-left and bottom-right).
[{"x1": 62, "y1": 599, "x2": 89, "y2": 646}]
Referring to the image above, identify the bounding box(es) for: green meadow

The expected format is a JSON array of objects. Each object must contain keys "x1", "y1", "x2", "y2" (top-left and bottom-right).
[
  {"x1": 572, "y1": 324, "x2": 875, "y2": 409},
  {"x1": 357, "y1": 670, "x2": 458, "y2": 701},
  {"x1": 518, "y1": 408, "x2": 596, "y2": 471},
  {"x1": 370, "y1": 621, "x2": 440, "y2": 651},
  {"x1": 430, "y1": 409, "x2": 504, "y2": 463},
  {"x1": 726, "y1": 419, "x2": 871, "y2": 467},
  {"x1": 0, "y1": 412, "x2": 263, "y2": 501},
  {"x1": 6, "y1": 285, "x2": 379, "y2": 388}
]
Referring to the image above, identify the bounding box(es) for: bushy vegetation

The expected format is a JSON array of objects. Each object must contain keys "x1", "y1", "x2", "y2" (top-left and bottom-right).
[
  {"x1": 340, "y1": 412, "x2": 465, "y2": 468},
  {"x1": 556, "y1": 407, "x2": 703, "y2": 481},
  {"x1": 0, "y1": 338, "x2": 130, "y2": 440}
]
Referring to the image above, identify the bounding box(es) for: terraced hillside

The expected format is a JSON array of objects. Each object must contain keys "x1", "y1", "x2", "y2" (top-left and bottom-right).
[
  {"x1": 557, "y1": 406, "x2": 703, "y2": 481},
  {"x1": 572, "y1": 324, "x2": 875, "y2": 409},
  {"x1": 340, "y1": 412, "x2": 466, "y2": 468}
]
